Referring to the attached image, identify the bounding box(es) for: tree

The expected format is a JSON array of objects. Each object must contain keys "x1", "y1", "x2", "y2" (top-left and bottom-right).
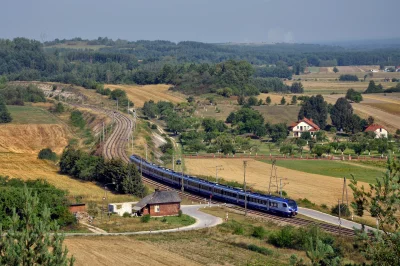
[
  {"x1": 280, "y1": 97, "x2": 286, "y2": 105},
  {"x1": 296, "y1": 139, "x2": 307, "y2": 155},
  {"x1": 345, "y1": 88, "x2": 363, "y2": 103},
  {"x1": 38, "y1": 148, "x2": 57, "y2": 161},
  {"x1": 267, "y1": 123, "x2": 288, "y2": 142},
  {"x1": 237, "y1": 95, "x2": 246, "y2": 105},
  {"x1": 290, "y1": 82, "x2": 304, "y2": 93},
  {"x1": 266, "y1": 96, "x2": 271, "y2": 105},
  {"x1": 339, "y1": 74, "x2": 359, "y2": 81},
  {"x1": 338, "y1": 143, "x2": 347, "y2": 155},
  {"x1": 349, "y1": 157, "x2": 400, "y2": 266},
  {"x1": 0, "y1": 96, "x2": 12, "y2": 123},
  {"x1": 298, "y1": 95, "x2": 328, "y2": 129},
  {"x1": 330, "y1": 98, "x2": 353, "y2": 132},
  {"x1": 0, "y1": 186, "x2": 74, "y2": 265},
  {"x1": 367, "y1": 116, "x2": 375, "y2": 125},
  {"x1": 54, "y1": 102, "x2": 65, "y2": 113},
  {"x1": 291, "y1": 95, "x2": 297, "y2": 105},
  {"x1": 247, "y1": 96, "x2": 258, "y2": 106},
  {"x1": 333, "y1": 66, "x2": 339, "y2": 73},
  {"x1": 365, "y1": 80, "x2": 384, "y2": 94},
  {"x1": 70, "y1": 110, "x2": 85, "y2": 129}
]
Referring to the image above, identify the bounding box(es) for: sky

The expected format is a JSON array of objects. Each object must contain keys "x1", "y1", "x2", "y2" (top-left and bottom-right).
[{"x1": 1, "y1": 0, "x2": 399, "y2": 44}]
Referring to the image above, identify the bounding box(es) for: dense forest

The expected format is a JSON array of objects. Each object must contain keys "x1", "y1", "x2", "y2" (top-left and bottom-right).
[{"x1": 1, "y1": 37, "x2": 400, "y2": 95}]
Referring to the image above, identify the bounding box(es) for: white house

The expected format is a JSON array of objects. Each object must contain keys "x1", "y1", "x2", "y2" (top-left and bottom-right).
[
  {"x1": 108, "y1": 201, "x2": 137, "y2": 216},
  {"x1": 364, "y1": 124, "x2": 388, "y2": 138},
  {"x1": 289, "y1": 118, "x2": 320, "y2": 138}
]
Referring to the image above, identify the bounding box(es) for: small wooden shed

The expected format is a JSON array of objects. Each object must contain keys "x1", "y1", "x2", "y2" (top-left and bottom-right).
[{"x1": 68, "y1": 203, "x2": 86, "y2": 213}]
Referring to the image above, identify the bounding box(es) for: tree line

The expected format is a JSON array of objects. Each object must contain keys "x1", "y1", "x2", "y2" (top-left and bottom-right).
[{"x1": 59, "y1": 148, "x2": 146, "y2": 197}]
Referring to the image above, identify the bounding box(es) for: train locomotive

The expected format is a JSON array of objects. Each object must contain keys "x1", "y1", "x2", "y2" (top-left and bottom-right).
[{"x1": 130, "y1": 155, "x2": 298, "y2": 217}]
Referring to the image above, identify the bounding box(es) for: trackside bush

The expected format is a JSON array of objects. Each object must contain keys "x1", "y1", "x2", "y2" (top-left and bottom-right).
[
  {"x1": 247, "y1": 244, "x2": 273, "y2": 256},
  {"x1": 268, "y1": 225, "x2": 298, "y2": 248},
  {"x1": 141, "y1": 214, "x2": 150, "y2": 223},
  {"x1": 252, "y1": 226, "x2": 267, "y2": 239},
  {"x1": 331, "y1": 203, "x2": 351, "y2": 217}
]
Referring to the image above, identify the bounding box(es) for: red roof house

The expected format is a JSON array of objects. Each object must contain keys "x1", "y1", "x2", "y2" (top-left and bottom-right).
[
  {"x1": 289, "y1": 118, "x2": 320, "y2": 138},
  {"x1": 364, "y1": 124, "x2": 388, "y2": 138}
]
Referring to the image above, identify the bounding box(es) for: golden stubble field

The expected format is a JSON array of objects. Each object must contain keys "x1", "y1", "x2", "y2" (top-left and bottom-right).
[
  {"x1": 184, "y1": 158, "x2": 370, "y2": 208},
  {"x1": 106, "y1": 84, "x2": 186, "y2": 107},
  {"x1": 64, "y1": 236, "x2": 200, "y2": 266}
]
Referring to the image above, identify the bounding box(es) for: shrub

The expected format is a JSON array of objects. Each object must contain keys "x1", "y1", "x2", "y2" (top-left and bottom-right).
[
  {"x1": 151, "y1": 124, "x2": 157, "y2": 129},
  {"x1": 122, "y1": 212, "x2": 130, "y2": 218},
  {"x1": 339, "y1": 74, "x2": 359, "y2": 82},
  {"x1": 161, "y1": 217, "x2": 167, "y2": 223},
  {"x1": 233, "y1": 224, "x2": 244, "y2": 235},
  {"x1": 331, "y1": 204, "x2": 351, "y2": 217},
  {"x1": 178, "y1": 209, "x2": 183, "y2": 217},
  {"x1": 268, "y1": 226, "x2": 298, "y2": 248},
  {"x1": 247, "y1": 244, "x2": 273, "y2": 255},
  {"x1": 252, "y1": 226, "x2": 267, "y2": 239},
  {"x1": 141, "y1": 214, "x2": 151, "y2": 223},
  {"x1": 38, "y1": 148, "x2": 57, "y2": 161}
]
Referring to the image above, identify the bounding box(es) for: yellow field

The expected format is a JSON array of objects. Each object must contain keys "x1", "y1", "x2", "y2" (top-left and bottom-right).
[
  {"x1": 185, "y1": 158, "x2": 370, "y2": 208},
  {"x1": 0, "y1": 124, "x2": 70, "y2": 154},
  {"x1": 257, "y1": 93, "x2": 293, "y2": 104},
  {"x1": 65, "y1": 236, "x2": 200, "y2": 266},
  {"x1": 106, "y1": 84, "x2": 186, "y2": 107},
  {"x1": 0, "y1": 153, "x2": 132, "y2": 203}
]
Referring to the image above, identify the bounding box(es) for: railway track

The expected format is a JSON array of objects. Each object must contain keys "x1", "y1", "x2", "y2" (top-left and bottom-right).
[{"x1": 68, "y1": 102, "x2": 355, "y2": 237}]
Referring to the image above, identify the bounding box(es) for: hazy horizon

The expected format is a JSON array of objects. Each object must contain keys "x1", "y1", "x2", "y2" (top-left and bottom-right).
[{"x1": 2, "y1": 0, "x2": 399, "y2": 44}]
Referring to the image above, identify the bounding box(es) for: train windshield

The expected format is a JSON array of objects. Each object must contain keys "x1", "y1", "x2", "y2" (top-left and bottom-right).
[{"x1": 287, "y1": 200, "x2": 297, "y2": 208}]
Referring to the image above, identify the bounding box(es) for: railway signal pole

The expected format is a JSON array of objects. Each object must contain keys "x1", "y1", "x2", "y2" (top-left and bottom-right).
[{"x1": 243, "y1": 161, "x2": 248, "y2": 216}]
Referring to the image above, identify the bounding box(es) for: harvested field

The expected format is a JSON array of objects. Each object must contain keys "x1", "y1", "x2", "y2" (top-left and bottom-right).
[
  {"x1": 106, "y1": 84, "x2": 186, "y2": 107},
  {"x1": 65, "y1": 236, "x2": 201, "y2": 266},
  {"x1": 195, "y1": 103, "x2": 238, "y2": 121},
  {"x1": 0, "y1": 153, "x2": 132, "y2": 203},
  {"x1": 257, "y1": 93, "x2": 292, "y2": 104},
  {"x1": 253, "y1": 105, "x2": 300, "y2": 124},
  {"x1": 324, "y1": 93, "x2": 400, "y2": 131},
  {"x1": 294, "y1": 71, "x2": 400, "y2": 80},
  {"x1": 0, "y1": 124, "x2": 70, "y2": 154},
  {"x1": 185, "y1": 158, "x2": 370, "y2": 207}
]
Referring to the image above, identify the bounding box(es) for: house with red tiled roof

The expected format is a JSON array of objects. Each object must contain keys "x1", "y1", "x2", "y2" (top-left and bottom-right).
[
  {"x1": 289, "y1": 117, "x2": 320, "y2": 138},
  {"x1": 364, "y1": 124, "x2": 388, "y2": 138}
]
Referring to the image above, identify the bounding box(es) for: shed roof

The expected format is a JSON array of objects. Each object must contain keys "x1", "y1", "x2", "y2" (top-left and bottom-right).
[{"x1": 133, "y1": 190, "x2": 181, "y2": 211}]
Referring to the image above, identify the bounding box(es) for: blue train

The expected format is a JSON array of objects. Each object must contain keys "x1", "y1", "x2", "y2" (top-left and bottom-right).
[{"x1": 130, "y1": 155, "x2": 298, "y2": 217}]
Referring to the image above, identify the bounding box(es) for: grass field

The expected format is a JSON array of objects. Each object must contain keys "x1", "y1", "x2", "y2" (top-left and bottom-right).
[
  {"x1": 253, "y1": 105, "x2": 300, "y2": 124},
  {"x1": 259, "y1": 159, "x2": 384, "y2": 184},
  {"x1": 184, "y1": 158, "x2": 371, "y2": 208},
  {"x1": 195, "y1": 103, "x2": 239, "y2": 121},
  {"x1": 106, "y1": 84, "x2": 186, "y2": 107},
  {"x1": 7, "y1": 105, "x2": 59, "y2": 124},
  {"x1": 93, "y1": 214, "x2": 195, "y2": 233}
]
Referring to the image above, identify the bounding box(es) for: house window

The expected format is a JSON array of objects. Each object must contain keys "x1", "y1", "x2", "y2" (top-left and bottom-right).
[
  {"x1": 116, "y1": 204, "x2": 122, "y2": 210},
  {"x1": 154, "y1": 205, "x2": 160, "y2": 213},
  {"x1": 380, "y1": 128, "x2": 382, "y2": 132}
]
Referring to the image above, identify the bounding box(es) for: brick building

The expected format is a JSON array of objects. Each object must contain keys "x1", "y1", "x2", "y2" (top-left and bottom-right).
[
  {"x1": 68, "y1": 203, "x2": 86, "y2": 213},
  {"x1": 133, "y1": 189, "x2": 181, "y2": 217}
]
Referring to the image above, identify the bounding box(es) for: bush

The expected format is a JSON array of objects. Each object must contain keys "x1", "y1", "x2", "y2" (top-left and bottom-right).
[
  {"x1": 331, "y1": 204, "x2": 351, "y2": 217},
  {"x1": 339, "y1": 74, "x2": 359, "y2": 82},
  {"x1": 247, "y1": 244, "x2": 273, "y2": 256},
  {"x1": 161, "y1": 217, "x2": 167, "y2": 223},
  {"x1": 38, "y1": 148, "x2": 57, "y2": 161},
  {"x1": 151, "y1": 124, "x2": 157, "y2": 129},
  {"x1": 178, "y1": 209, "x2": 183, "y2": 217},
  {"x1": 268, "y1": 226, "x2": 298, "y2": 248},
  {"x1": 252, "y1": 226, "x2": 267, "y2": 239},
  {"x1": 70, "y1": 110, "x2": 85, "y2": 129},
  {"x1": 141, "y1": 214, "x2": 151, "y2": 223},
  {"x1": 122, "y1": 212, "x2": 130, "y2": 218}
]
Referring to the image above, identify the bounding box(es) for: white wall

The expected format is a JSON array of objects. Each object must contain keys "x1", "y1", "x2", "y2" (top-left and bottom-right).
[
  {"x1": 374, "y1": 128, "x2": 388, "y2": 138},
  {"x1": 291, "y1": 121, "x2": 317, "y2": 137},
  {"x1": 108, "y1": 202, "x2": 137, "y2": 216}
]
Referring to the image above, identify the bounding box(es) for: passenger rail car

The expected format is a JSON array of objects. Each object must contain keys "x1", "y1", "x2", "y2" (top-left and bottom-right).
[{"x1": 130, "y1": 155, "x2": 298, "y2": 217}]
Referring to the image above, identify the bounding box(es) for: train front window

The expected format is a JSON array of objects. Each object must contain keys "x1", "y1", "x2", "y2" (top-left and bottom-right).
[{"x1": 287, "y1": 200, "x2": 297, "y2": 208}]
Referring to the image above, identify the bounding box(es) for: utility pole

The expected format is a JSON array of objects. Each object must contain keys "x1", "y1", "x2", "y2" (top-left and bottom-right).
[
  {"x1": 172, "y1": 154, "x2": 175, "y2": 171},
  {"x1": 243, "y1": 161, "x2": 248, "y2": 216},
  {"x1": 102, "y1": 122, "x2": 105, "y2": 143},
  {"x1": 279, "y1": 178, "x2": 288, "y2": 198},
  {"x1": 342, "y1": 177, "x2": 349, "y2": 208},
  {"x1": 338, "y1": 198, "x2": 342, "y2": 236},
  {"x1": 145, "y1": 144, "x2": 148, "y2": 161},
  {"x1": 116, "y1": 99, "x2": 118, "y2": 111},
  {"x1": 268, "y1": 160, "x2": 279, "y2": 195},
  {"x1": 215, "y1": 165, "x2": 223, "y2": 184},
  {"x1": 181, "y1": 164, "x2": 184, "y2": 192}
]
